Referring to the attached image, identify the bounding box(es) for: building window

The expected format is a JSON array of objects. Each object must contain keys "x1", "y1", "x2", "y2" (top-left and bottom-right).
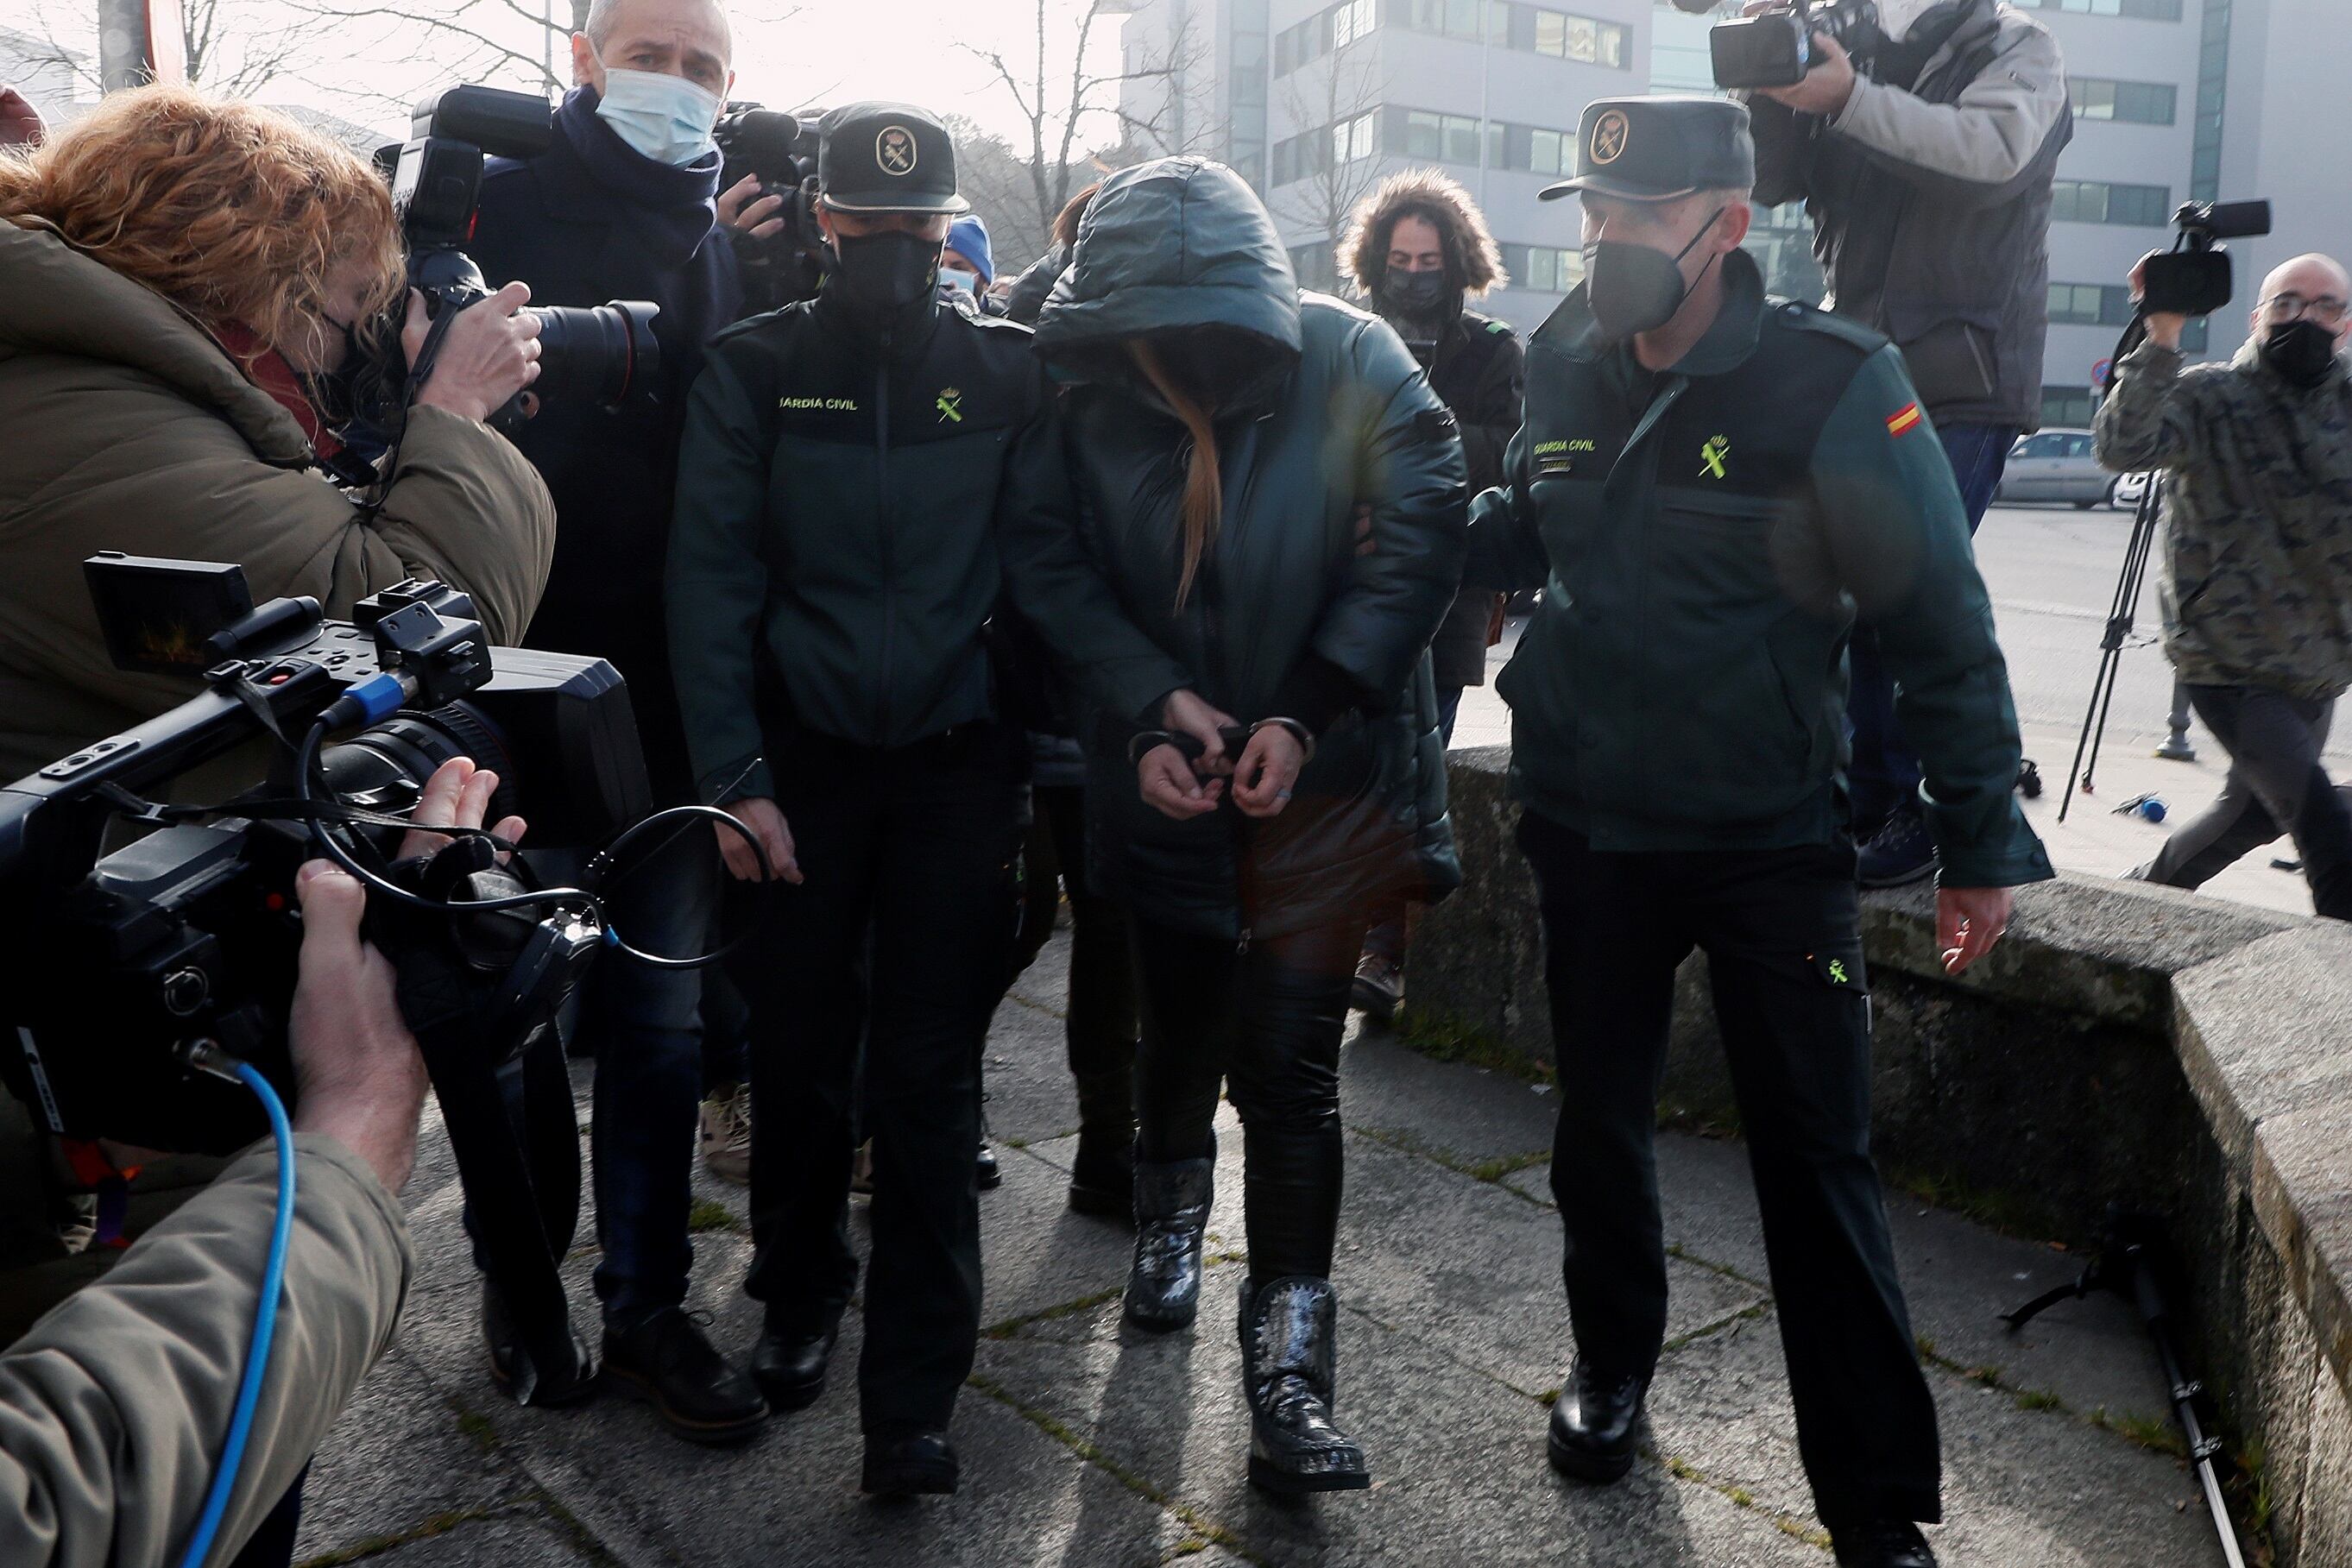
[
  {"x1": 1400, "y1": 0, "x2": 1628, "y2": 66},
  {"x1": 1290, "y1": 241, "x2": 1338, "y2": 289},
  {"x1": 2026, "y1": 0, "x2": 2182, "y2": 16},
  {"x1": 2068, "y1": 78, "x2": 2177, "y2": 123},
  {"x1": 2047, "y1": 281, "x2": 2206, "y2": 348},
  {"x1": 1333, "y1": 110, "x2": 1378, "y2": 166},
  {"x1": 1499, "y1": 242, "x2": 1585, "y2": 295},
  {"x1": 2050, "y1": 179, "x2": 2171, "y2": 226},
  {"x1": 1529, "y1": 126, "x2": 1567, "y2": 176},
  {"x1": 2041, "y1": 385, "x2": 2100, "y2": 428},
  {"x1": 1276, "y1": 0, "x2": 1379, "y2": 79},
  {"x1": 1399, "y1": 107, "x2": 1486, "y2": 165}
]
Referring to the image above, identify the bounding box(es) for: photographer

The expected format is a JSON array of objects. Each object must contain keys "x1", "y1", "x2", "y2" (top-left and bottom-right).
[
  {"x1": 2099, "y1": 253, "x2": 2352, "y2": 920},
  {"x1": 1745, "y1": 0, "x2": 2071, "y2": 886},
  {"x1": 0, "y1": 759, "x2": 513, "y2": 1568},
  {"x1": 460, "y1": 0, "x2": 777, "y2": 1440},
  {"x1": 0, "y1": 86, "x2": 553, "y2": 788}
]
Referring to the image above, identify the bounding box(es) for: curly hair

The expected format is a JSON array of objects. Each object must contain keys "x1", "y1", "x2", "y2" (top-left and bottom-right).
[{"x1": 0, "y1": 85, "x2": 403, "y2": 362}]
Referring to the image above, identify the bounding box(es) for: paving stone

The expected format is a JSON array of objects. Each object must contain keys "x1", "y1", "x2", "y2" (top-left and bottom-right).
[
  {"x1": 330, "y1": 1510, "x2": 596, "y2": 1566},
  {"x1": 294, "y1": 1350, "x2": 531, "y2": 1562},
  {"x1": 978, "y1": 1294, "x2": 1822, "y2": 1568},
  {"x1": 1645, "y1": 1307, "x2": 2216, "y2": 1566},
  {"x1": 1337, "y1": 1023, "x2": 1558, "y2": 1170}
]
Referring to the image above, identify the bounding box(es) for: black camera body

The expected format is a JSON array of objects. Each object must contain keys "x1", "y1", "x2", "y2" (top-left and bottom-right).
[
  {"x1": 391, "y1": 85, "x2": 663, "y2": 419},
  {"x1": 1706, "y1": 0, "x2": 1883, "y2": 90},
  {"x1": 2139, "y1": 199, "x2": 2273, "y2": 318},
  {"x1": 0, "y1": 556, "x2": 650, "y2": 1154},
  {"x1": 715, "y1": 101, "x2": 825, "y2": 314}
]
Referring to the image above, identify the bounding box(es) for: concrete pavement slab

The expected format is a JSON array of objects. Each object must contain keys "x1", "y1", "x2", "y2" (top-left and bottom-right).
[
  {"x1": 1645, "y1": 1308, "x2": 2218, "y2": 1566},
  {"x1": 320, "y1": 1510, "x2": 597, "y2": 1565}
]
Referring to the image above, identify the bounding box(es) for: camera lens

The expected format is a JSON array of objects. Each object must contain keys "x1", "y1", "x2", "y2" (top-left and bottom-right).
[
  {"x1": 315, "y1": 704, "x2": 522, "y2": 841},
  {"x1": 526, "y1": 301, "x2": 661, "y2": 410}
]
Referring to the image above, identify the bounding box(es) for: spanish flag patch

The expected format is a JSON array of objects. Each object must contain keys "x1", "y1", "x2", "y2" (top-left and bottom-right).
[{"x1": 1886, "y1": 402, "x2": 1923, "y2": 438}]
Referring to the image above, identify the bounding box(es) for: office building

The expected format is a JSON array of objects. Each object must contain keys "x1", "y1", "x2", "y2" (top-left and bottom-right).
[{"x1": 1118, "y1": 0, "x2": 2352, "y2": 425}]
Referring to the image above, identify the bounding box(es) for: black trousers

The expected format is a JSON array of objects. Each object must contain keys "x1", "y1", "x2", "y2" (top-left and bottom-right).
[
  {"x1": 1518, "y1": 809, "x2": 1940, "y2": 1526},
  {"x1": 1012, "y1": 783, "x2": 1138, "y2": 1091},
  {"x1": 2141, "y1": 685, "x2": 2352, "y2": 920},
  {"x1": 736, "y1": 723, "x2": 1024, "y2": 1433},
  {"x1": 1129, "y1": 915, "x2": 1362, "y2": 1285}
]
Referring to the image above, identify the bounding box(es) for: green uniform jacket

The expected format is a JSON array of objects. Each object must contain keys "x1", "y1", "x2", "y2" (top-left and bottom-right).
[
  {"x1": 1469, "y1": 250, "x2": 2050, "y2": 889},
  {"x1": 666, "y1": 293, "x2": 1189, "y2": 804},
  {"x1": 2093, "y1": 337, "x2": 2352, "y2": 702}
]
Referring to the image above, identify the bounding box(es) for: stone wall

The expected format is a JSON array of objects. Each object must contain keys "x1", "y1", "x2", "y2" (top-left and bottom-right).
[{"x1": 1411, "y1": 746, "x2": 2352, "y2": 1566}]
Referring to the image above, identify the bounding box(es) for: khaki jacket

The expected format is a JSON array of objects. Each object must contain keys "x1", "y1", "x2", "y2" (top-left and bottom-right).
[
  {"x1": 0, "y1": 1137, "x2": 410, "y2": 1568},
  {"x1": 0, "y1": 220, "x2": 556, "y2": 784}
]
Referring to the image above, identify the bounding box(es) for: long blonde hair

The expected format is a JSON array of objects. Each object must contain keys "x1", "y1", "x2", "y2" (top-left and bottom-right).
[{"x1": 1127, "y1": 338, "x2": 1222, "y2": 610}]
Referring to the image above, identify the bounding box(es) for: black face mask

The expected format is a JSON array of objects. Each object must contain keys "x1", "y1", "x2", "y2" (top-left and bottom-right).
[
  {"x1": 1381, "y1": 267, "x2": 1452, "y2": 318},
  {"x1": 2260, "y1": 318, "x2": 2343, "y2": 389},
  {"x1": 1581, "y1": 207, "x2": 1725, "y2": 343},
  {"x1": 826, "y1": 230, "x2": 941, "y2": 315}
]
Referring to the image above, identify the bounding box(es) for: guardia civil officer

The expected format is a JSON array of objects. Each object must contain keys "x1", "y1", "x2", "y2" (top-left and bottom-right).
[
  {"x1": 1466, "y1": 98, "x2": 2052, "y2": 1568},
  {"x1": 666, "y1": 105, "x2": 1196, "y2": 1497}
]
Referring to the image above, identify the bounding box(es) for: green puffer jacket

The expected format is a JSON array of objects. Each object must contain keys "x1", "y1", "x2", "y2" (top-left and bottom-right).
[{"x1": 1033, "y1": 157, "x2": 1469, "y2": 941}]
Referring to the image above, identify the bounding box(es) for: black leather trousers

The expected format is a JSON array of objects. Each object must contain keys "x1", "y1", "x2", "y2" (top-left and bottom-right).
[{"x1": 1129, "y1": 915, "x2": 1363, "y2": 1283}]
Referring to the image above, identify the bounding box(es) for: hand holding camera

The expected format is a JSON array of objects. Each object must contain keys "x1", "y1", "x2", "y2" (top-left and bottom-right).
[
  {"x1": 716, "y1": 173, "x2": 790, "y2": 241},
  {"x1": 404, "y1": 281, "x2": 544, "y2": 425},
  {"x1": 1743, "y1": 2, "x2": 1861, "y2": 116}
]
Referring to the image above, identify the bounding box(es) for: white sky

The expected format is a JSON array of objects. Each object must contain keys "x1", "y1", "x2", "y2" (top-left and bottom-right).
[{"x1": 14, "y1": 0, "x2": 1126, "y2": 146}]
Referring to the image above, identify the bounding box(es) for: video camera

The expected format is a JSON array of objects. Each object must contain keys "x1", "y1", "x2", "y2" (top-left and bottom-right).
[
  {"x1": 1682, "y1": 0, "x2": 1887, "y2": 91},
  {"x1": 388, "y1": 85, "x2": 663, "y2": 421},
  {"x1": 715, "y1": 100, "x2": 826, "y2": 314},
  {"x1": 2138, "y1": 199, "x2": 2273, "y2": 318},
  {"x1": 0, "y1": 555, "x2": 651, "y2": 1155}
]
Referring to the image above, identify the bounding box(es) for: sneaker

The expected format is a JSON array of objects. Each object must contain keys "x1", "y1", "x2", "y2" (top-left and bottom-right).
[
  {"x1": 1857, "y1": 809, "x2": 1939, "y2": 889},
  {"x1": 1350, "y1": 953, "x2": 1403, "y2": 1023},
  {"x1": 602, "y1": 1307, "x2": 767, "y2": 1445},
  {"x1": 698, "y1": 1084, "x2": 752, "y2": 1187}
]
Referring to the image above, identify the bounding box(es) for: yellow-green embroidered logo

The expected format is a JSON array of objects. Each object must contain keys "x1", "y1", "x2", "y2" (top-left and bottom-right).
[
  {"x1": 1828, "y1": 958, "x2": 1851, "y2": 986},
  {"x1": 779, "y1": 395, "x2": 858, "y2": 412},
  {"x1": 1699, "y1": 435, "x2": 1730, "y2": 480},
  {"x1": 936, "y1": 387, "x2": 963, "y2": 424}
]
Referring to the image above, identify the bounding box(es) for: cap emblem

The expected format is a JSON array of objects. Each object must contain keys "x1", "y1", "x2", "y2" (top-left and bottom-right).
[
  {"x1": 878, "y1": 126, "x2": 917, "y2": 176},
  {"x1": 1590, "y1": 109, "x2": 1630, "y2": 167}
]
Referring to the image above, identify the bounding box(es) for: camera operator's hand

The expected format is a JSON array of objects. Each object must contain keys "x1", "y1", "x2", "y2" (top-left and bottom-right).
[
  {"x1": 717, "y1": 796, "x2": 801, "y2": 884},
  {"x1": 287, "y1": 861, "x2": 429, "y2": 1193},
  {"x1": 2128, "y1": 255, "x2": 2191, "y2": 350},
  {"x1": 1756, "y1": 27, "x2": 1860, "y2": 119},
  {"x1": 0, "y1": 85, "x2": 45, "y2": 148},
  {"x1": 398, "y1": 756, "x2": 527, "y2": 863},
  {"x1": 718, "y1": 174, "x2": 790, "y2": 241},
  {"x1": 1936, "y1": 885, "x2": 2014, "y2": 976},
  {"x1": 405, "y1": 282, "x2": 544, "y2": 425}
]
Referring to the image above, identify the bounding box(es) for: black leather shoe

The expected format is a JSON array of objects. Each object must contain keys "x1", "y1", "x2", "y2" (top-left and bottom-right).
[
  {"x1": 1546, "y1": 1360, "x2": 1648, "y2": 1483},
  {"x1": 1832, "y1": 1521, "x2": 1937, "y2": 1567},
  {"x1": 482, "y1": 1281, "x2": 600, "y2": 1407},
  {"x1": 752, "y1": 1319, "x2": 839, "y2": 1413},
  {"x1": 1068, "y1": 1127, "x2": 1134, "y2": 1222},
  {"x1": 1240, "y1": 1276, "x2": 1370, "y2": 1494},
  {"x1": 861, "y1": 1427, "x2": 959, "y2": 1496},
  {"x1": 976, "y1": 1140, "x2": 1003, "y2": 1191},
  {"x1": 602, "y1": 1307, "x2": 766, "y2": 1444},
  {"x1": 1124, "y1": 1148, "x2": 1214, "y2": 1331}
]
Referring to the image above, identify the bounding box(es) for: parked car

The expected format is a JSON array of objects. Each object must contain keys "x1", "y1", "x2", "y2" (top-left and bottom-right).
[
  {"x1": 1996, "y1": 429, "x2": 2115, "y2": 508},
  {"x1": 2110, "y1": 469, "x2": 2153, "y2": 509}
]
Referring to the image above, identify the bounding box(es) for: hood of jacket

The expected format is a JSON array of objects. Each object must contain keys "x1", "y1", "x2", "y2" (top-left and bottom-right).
[
  {"x1": 1340, "y1": 167, "x2": 1507, "y2": 300},
  {"x1": 0, "y1": 219, "x2": 312, "y2": 467},
  {"x1": 1031, "y1": 157, "x2": 1302, "y2": 406}
]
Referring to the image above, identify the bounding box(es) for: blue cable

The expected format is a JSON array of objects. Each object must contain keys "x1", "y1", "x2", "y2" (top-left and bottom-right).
[{"x1": 174, "y1": 1061, "x2": 296, "y2": 1568}]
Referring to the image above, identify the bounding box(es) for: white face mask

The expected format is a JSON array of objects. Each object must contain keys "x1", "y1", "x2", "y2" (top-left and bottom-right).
[
  {"x1": 595, "y1": 66, "x2": 722, "y2": 167},
  {"x1": 1876, "y1": 0, "x2": 1953, "y2": 41}
]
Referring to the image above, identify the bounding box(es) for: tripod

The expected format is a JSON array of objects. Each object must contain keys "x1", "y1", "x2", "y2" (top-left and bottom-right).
[
  {"x1": 2058, "y1": 470, "x2": 2164, "y2": 822},
  {"x1": 2059, "y1": 314, "x2": 2168, "y2": 823}
]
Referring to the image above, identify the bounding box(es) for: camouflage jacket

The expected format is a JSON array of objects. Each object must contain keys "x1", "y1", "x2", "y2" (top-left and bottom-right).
[{"x1": 2095, "y1": 337, "x2": 2352, "y2": 701}]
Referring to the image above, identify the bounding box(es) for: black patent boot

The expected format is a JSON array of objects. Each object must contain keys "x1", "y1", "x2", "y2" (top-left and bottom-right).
[
  {"x1": 1123, "y1": 1144, "x2": 1214, "y2": 1331},
  {"x1": 482, "y1": 1281, "x2": 600, "y2": 1407},
  {"x1": 1546, "y1": 1358, "x2": 1649, "y2": 1483},
  {"x1": 1068, "y1": 1066, "x2": 1137, "y2": 1222},
  {"x1": 1239, "y1": 1275, "x2": 1370, "y2": 1495}
]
